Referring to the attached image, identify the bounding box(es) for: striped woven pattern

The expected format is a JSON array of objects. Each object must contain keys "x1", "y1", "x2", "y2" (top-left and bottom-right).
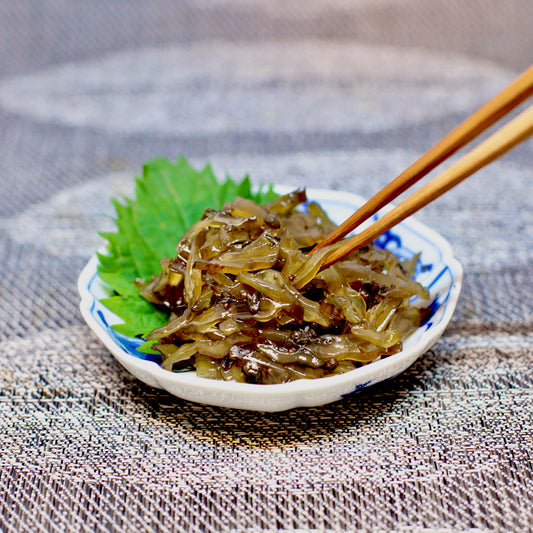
[{"x1": 1, "y1": 2, "x2": 532, "y2": 531}]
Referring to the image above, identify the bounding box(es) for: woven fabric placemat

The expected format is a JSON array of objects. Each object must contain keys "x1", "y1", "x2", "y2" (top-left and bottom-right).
[{"x1": 1, "y1": 2, "x2": 533, "y2": 532}]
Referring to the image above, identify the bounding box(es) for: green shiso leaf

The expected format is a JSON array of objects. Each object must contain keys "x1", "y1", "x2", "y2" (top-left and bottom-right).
[
  {"x1": 97, "y1": 156, "x2": 278, "y2": 352},
  {"x1": 99, "y1": 295, "x2": 169, "y2": 338}
]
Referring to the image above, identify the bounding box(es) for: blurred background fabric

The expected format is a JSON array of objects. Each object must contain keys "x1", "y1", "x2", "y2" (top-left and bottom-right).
[{"x1": 1, "y1": 1, "x2": 532, "y2": 532}]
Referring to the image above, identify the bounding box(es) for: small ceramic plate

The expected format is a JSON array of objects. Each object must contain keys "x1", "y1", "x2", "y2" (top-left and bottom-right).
[{"x1": 78, "y1": 187, "x2": 462, "y2": 411}]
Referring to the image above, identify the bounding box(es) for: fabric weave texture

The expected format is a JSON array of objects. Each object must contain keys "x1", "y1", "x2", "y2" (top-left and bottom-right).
[{"x1": 1, "y1": 2, "x2": 532, "y2": 532}]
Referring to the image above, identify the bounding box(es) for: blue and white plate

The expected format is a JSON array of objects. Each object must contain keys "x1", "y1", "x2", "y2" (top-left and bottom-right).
[{"x1": 78, "y1": 187, "x2": 462, "y2": 411}]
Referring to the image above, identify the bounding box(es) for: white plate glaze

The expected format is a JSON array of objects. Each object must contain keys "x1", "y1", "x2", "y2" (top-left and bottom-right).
[{"x1": 78, "y1": 186, "x2": 462, "y2": 411}]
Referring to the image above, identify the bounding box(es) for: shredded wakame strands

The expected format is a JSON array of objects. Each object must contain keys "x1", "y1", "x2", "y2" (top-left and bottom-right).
[{"x1": 136, "y1": 189, "x2": 430, "y2": 384}]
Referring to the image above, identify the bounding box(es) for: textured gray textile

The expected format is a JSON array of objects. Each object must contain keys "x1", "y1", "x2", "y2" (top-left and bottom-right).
[{"x1": 1, "y1": 2, "x2": 533, "y2": 532}]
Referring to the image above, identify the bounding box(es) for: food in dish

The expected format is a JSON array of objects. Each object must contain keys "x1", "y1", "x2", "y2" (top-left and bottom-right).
[
  {"x1": 137, "y1": 189, "x2": 430, "y2": 384},
  {"x1": 80, "y1": 184, "x2": 462, "y2": 411}
]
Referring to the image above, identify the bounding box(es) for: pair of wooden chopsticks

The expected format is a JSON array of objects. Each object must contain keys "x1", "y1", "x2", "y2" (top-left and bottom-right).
[{"x1": 314, "y1": 64, "x2": 533, "y2": 269}]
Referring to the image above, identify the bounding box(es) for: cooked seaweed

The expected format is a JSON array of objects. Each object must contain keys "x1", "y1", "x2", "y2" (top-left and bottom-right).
[{"x1": 137, "y1": 189, "x2": 429, "y2": 384}]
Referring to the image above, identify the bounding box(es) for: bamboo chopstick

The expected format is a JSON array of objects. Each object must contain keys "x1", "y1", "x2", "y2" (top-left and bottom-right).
[
  {"x1": 320, "y1": 103, "x2": 533, "y2": 269},
  {"x1": 312, "y1": 63, "x2": 533, "y2": 254}
]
